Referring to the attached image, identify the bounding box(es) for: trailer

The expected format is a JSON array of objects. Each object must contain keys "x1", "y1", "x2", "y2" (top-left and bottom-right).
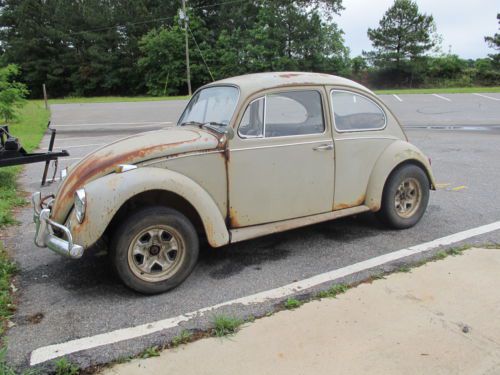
[{"x1": 0, "y1": 123, "x2": 69, "y2": 185}]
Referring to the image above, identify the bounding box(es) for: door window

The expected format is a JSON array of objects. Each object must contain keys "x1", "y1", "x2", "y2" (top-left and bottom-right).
[
  {"x1": 331, "y1": 91, "x2": 386, "y2": 132},
  {"x1": 238, "y1": 90, "x2": 325, "y2": 138}
]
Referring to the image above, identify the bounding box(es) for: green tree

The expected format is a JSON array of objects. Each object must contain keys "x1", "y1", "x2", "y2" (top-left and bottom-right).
[
  {"x1": 366, "y1": 0, "x2": 438, "y2": 67},
  {"x1": 0, "y1": 64, "x2": 28, "y2": 122},
  {"x1": 484, "y1": 13, "x2": 499, "y2": 68}
]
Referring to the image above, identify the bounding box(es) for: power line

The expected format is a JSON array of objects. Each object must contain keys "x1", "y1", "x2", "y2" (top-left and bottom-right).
[{"x1": 188, "y1": 25, "x2": 215, "y2": 81}]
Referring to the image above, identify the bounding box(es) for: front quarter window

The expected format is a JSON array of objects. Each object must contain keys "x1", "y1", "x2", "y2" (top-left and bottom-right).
[{"x1": 178, "y1": 86, "x2": 239, "y2": 127}]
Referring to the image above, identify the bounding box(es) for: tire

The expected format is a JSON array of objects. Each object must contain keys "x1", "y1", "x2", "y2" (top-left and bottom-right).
[
  {"x1": 377, "y1": 164, "x2": 430, "y2": 229},
  {"x1": 110, "y1": 206, "x2": 199, "y2": 294}
]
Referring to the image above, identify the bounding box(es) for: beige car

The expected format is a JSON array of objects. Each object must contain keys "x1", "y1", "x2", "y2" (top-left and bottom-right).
[{"x1": 32, "y1": 72, "x2": 436, "y2": 294}]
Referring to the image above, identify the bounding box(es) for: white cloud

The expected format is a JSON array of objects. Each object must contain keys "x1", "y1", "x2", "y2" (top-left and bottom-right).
[{"x1": 332, "y1": 0, "x2": 499, "y2": 59}]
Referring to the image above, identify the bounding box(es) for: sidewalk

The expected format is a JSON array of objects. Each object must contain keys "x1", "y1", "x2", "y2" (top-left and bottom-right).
[{"x1": 102, "y1": 248, "x2": 500, "y2": 375}]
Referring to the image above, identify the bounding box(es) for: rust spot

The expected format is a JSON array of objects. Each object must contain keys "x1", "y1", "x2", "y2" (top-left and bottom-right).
[
  {"x1": 229, "y1": 206, "x2": 239, "y2": 228},
  {"x1": 333, "y1": 195, "x2": 365, "y2": 211},
  {"x1": 279, "y1": 73, "x2": 302, "y2": 78},
  {"x1": 51, "y1": 130, "x2": 218, "y2": 223}
]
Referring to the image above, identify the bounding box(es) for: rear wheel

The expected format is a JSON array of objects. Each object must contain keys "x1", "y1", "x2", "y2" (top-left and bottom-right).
[
  {"x1": 378, "y1": 164, "x2": 430, "y2": 229},
  {"x1": 110, "y1": 206, "x2": 199, "y2": 294}
]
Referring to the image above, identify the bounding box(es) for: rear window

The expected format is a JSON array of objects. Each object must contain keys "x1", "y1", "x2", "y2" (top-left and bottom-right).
[{"x1": 331, "y1": 91, "x2": 386, "y2": 132}]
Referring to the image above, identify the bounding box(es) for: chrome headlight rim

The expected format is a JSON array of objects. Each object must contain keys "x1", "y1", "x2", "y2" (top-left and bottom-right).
[{"x1": 74, "y1": 188, "x2": 86, "y2": 223}]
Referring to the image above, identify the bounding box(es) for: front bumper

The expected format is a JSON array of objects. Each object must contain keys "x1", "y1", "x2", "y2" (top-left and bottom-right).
[{"x1": 32, "y1": 192, "x2": 84, "y2": 259}]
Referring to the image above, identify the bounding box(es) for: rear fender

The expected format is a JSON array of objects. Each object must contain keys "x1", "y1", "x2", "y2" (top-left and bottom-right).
[{"x1": 365, "y1": 141, "x2": 436, "y2": 211}]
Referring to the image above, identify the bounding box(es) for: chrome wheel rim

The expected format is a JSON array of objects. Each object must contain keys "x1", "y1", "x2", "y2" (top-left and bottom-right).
[
  {"x1": 394, "y1": 177, "x2": 422, "y2": 218},
  {"x1": 127, "y1": 225, "x2": 185, "y2": 282}
]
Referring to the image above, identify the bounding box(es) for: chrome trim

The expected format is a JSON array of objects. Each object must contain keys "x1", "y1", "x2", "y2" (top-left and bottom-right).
[
  {"x1": 32, "y1": 192, "x2": 84, "y2": 259},
  {"x1": 238, "y1": 89, "x2": 327, "y2": 140},
  {"x1": 313, "y1": 144, "x2": 334, "y2": 151},
  {"x1": 140, "y1": 150, "x2": 225, "y2": 167},
  {"x1": 330, "y1": 89, "x2": 388, "y2": 133},
  {"x1": 74, "y1": 188, "x2": 86, "y2": 223},
  {"x1": 335, "y1": 136, "x2": 399, "y2": 141},
  {"x1": 177, "y1": 84, "x2": 241, "y2": 128},
  {"x1": 230, "y1": 140, "x2": 331, "y2": 152},
  {"x1": 237, "y1": 96, "x2": 265, "y2": 139},
  {"x1": 116, "y1": 164, "x2": 138, "y2": 173}
]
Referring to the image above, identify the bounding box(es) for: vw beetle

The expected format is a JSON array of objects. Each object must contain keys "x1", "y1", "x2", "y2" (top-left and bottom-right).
[{"x1": 33, "y1": 72, "x2": 435, "y2": 294}]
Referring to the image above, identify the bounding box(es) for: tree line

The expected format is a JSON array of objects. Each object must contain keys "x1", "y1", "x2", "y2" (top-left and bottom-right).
[{"x1": 0, "y1": 0, "x2": 498, "y2": 98}]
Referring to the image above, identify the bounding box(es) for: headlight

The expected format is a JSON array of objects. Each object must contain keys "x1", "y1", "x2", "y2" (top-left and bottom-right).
[
  {"x1": 74, "y1": 188, "x2": 86, "y2": 223},
  {"x1": 60, "y1": 168, "x2": 68, "y2": 181}
]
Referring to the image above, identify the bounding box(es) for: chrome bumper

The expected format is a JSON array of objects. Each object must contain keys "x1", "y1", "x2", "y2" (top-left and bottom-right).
[{"x1": 32, "y1": 192, "x2": 84, "y2": 259}]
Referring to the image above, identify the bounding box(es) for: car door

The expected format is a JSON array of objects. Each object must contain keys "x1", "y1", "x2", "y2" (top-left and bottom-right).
[
  {"x1": 330, "y1": 89, "x2": 397, "y2": 210},
  {"x1": 228, "y1": 87, "x2": 334, "y2": 228}
]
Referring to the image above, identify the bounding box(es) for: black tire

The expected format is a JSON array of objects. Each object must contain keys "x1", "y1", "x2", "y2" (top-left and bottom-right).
[
  {"x1": 110, "y1": 206, "x2": 199, "y2": 294},
  {"x1": 377, "y1": 164, "x2": 430, "y2": 229}
]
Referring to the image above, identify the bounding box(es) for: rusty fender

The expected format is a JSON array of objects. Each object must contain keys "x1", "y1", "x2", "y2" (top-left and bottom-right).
[
  {"x1": 67, "y1": 167, "x2": 230, "y2": 249},
  {"x1": 365, "y1": 140, "x2": 436, "y2": 211}
]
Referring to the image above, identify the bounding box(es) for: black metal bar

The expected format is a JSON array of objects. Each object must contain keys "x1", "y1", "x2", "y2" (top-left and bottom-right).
[
  {"x1": 0, "y1": 151, "x2": 69, "y2": 168},
  {"x1": 41, "y1": 129, "x2": 57, "y2": 185}
]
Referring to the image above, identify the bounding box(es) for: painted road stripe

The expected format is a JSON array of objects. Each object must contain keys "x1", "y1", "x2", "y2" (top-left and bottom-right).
[
  {"x1": 42, "y1": 143, "x2": 104, "y2": 150},
  {"x1": 29, "y1": 220, "x2": 500, "y2": 365},
  {"x1": 432, "y1": 94, "x2": 451, "y2": 102},
  {"x1": 52, "y1": 121, "x2": 173, "y2": 127},
  {"x1": 473, "y1": 93, "x2": 500, "y2": 101},
  {"x1": 393, "y1": 94, "x2": 403, "y2": 102}
]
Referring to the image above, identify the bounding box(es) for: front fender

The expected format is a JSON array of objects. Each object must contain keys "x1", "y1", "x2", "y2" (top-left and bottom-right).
[
  {"x1": 68, "y1": 167, "x2": 230, "y2": 249},
  {"x1": 365, "y1": 140, "x2": 436, "y2": 211}
]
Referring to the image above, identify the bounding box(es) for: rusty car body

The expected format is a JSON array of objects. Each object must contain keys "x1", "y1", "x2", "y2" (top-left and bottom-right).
[{"x1": 32, "y1": 72, "x2": 436, "y2": 294}]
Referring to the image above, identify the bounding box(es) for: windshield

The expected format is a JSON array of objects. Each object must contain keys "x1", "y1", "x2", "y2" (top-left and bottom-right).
[{"x1": 178, "y1": 86, "x2": 239, "y2": 127}]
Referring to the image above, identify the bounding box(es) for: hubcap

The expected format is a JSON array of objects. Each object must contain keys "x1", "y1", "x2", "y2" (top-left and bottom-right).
[
  {"x1": 394, "y1": 177, "x2": 422, "y2": 218},
  {"x1": 127, "y1": 225, "x2": 185, "y2": 282}
]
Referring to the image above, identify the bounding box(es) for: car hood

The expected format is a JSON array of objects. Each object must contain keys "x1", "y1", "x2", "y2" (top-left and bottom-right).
[{"x1": 51, "y1": 126, "x2": 222, "y2": 223}]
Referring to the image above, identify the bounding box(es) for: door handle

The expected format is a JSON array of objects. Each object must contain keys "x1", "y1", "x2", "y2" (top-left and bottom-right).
[{"x1": 313, "y1": 144, "x2": 333, "y2": 151}]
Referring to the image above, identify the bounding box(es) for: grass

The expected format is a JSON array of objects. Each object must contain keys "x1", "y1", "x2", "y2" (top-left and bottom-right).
[
  {"x1": 283, "y1": 298, "x2": 302, "y2": 309},
  {"x1": 316, "y1": 284, "x2": 349, "y2": 299},
  {"x1": 53, "y1": 357, "x2": 79, "y2": 375},
  {"x1": 0, "y1": 101, "x2": 50, "y2": 228},
  {"x1": 212, "y1": 315, "x2": 244, "y2": 337},
  {"x1": 0, "y1": 243, "x2": 17, "y2": 339},
  {"x1": 374, "y1": 86, "x2": 500, "y2": 95},
  {"x1": 171, "y1": 330, "x2": 192, "y2": 347},
  {"x1": 43, "y1": 95, "x2": 189, "y2": 105},
  {"x1": 139, "y1": 346, "x2": 160, "y2": 359}
]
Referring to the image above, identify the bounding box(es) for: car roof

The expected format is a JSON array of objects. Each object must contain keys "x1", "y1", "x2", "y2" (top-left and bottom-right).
[{"x1": 204, "y1": 72, "x2": 373, "y2": 98}]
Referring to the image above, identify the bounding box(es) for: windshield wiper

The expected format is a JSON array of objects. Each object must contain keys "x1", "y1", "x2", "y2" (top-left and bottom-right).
[
  {"x1": 200, "y1": 122, "x2": 228, "y2": 134},
  {"x1": 179, "y1": 121, "x2": 203, "y2": 127}
]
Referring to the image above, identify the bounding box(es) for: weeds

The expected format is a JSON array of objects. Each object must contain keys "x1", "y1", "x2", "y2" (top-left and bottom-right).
[
  {"x1": 140, "y1": 346, "x2": 160, "y2": 359},
  {"x1": 316, "y1": 284, "x2": 349, "y2": 299},
  {"x1": 283, "y1": 298, "x2": 302, "y2": 309},
  {"x1": 171, "y1": 330, "x2": 192, "y2": 347},
  {"x1": 54, "y1": 357, "x2": 79, "y2": 375},
  {"x1": 212, "y1": 315, "x2": 243, "y2": 337}
]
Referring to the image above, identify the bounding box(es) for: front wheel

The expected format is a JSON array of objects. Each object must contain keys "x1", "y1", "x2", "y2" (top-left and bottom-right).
[
  {"x1": 110, "y1": 206, "x2": 199, "y2": 294},
  {"x1": 377, "y1": 164, "x2": 430, "y2": 229}
]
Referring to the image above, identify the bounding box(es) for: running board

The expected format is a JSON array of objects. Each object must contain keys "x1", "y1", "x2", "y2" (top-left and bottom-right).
[{"x1": 230, "y1": 205, "x2": 371, "y2": 244}]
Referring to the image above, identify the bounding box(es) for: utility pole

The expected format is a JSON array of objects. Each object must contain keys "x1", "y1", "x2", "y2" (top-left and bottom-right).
[{"x1": 181, "y1": 0, "x2": 192, "y2": 96}]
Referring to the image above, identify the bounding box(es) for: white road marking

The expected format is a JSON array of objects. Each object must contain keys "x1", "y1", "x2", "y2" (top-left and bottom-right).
[
  {"x1": 393, "y1": 94, "x2": 403, "y2": 102},
  {"x1": 51, "y1": 121, "x2": 173, "y2": 127},
  {"x1": 473, "y1": 93, "x2": 500, "y2": 101},
  {"x1": 432, "y1": 94, "x2": 451, "y2": 102},
  {"x1": 42, "y1": 143, "x2": 104, "y2": 150},
  {"x1": 60, "y1": 157, "x2": 83, "y2": 161},
  {"x1": 29, "y1": 220, "x2": 500, "y2": 365}
]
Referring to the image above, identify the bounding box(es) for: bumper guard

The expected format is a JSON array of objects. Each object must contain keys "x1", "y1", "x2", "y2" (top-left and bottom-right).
[{"x1": 32, "y1": 192, "x2": 84, "y2": 259}]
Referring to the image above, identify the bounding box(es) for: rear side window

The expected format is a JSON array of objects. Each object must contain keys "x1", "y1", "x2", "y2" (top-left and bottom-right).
[
  {"x1": 239, "y1": 90, "x2": 325, "y2": 138},
  {"x1": 331, "y1": 91, "x2": 386, "y2": 132}
]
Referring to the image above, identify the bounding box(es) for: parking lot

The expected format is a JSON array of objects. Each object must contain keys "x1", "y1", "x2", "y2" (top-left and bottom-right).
[{"x1": 6, "y1": 92, "x2": 500, "y2": 370}]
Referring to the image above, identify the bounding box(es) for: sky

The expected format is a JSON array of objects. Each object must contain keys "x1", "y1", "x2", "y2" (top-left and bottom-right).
[{"x1": 333, "y1": 0, "x2": 499, "y2": 59}]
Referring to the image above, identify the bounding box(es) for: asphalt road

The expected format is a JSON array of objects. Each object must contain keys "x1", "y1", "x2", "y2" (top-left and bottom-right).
[{"x1": 5, "y1": 93, "x2": 500, "y2": 371}]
